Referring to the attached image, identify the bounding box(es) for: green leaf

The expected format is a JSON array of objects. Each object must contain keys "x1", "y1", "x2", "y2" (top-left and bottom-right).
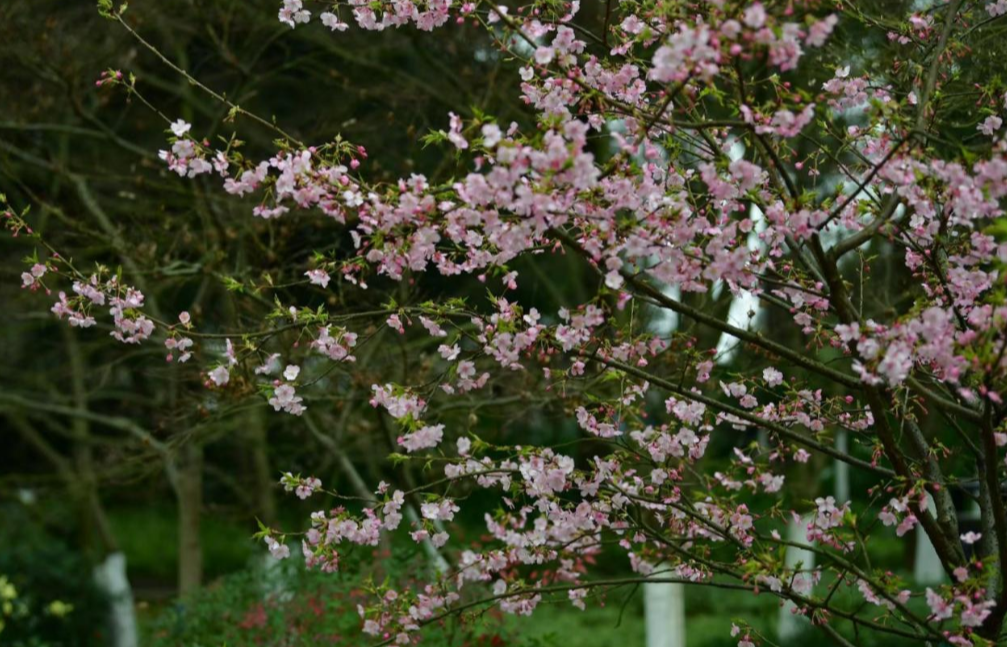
[
  {"x1": 221, "y1": 276, "x2": 245, "y2": 293},
  {"x1": 421, "y1": 130, "x2": 449, "y2": 148}
]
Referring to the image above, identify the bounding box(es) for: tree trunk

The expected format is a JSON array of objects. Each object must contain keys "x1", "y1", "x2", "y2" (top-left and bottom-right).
[
  {"x1": 247, "y1": 410, "x2": 277, "y2": 526},
  {"x1": 66, "y1": 328, "x2": 139, "y2": 647},
  {"x1": 93, "y1": 552, "x2": 138, "y2": 647},
  {"x1": 834, "y1": 430, "x2": 850, "y2": 503},
  {"x1": 779, "y1": 514, "x2": 815, "y2": 642},
  {"x1": 177, "y1": 442, "x2": 203, "y2": 595},
  {"x1": 645, "y1": 568, "x2": 686, "y2": 647},
  {"x1": 914, "y1": 495, "x2": 945, "y2": 584}
]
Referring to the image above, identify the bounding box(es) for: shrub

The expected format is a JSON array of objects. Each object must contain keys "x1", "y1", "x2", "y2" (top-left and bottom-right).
[{"x1": 0, "y1": 505, "x2": 108, "y2": 647}]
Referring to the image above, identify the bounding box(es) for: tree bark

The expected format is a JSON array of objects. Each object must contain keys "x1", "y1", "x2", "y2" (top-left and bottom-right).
[
  {"x1": 247, "y1": 409, "x2": 277, "y2": 526},
  {"x1": 176, "y1": 442, "x2": 203, "y2": 595}
]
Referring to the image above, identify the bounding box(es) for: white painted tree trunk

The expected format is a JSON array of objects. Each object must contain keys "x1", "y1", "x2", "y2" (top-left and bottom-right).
[
  {"x1": 779, "y1": 515, "x2": 815, "y2": 643},
  {"x1": 914, "y1": 495, "x2": 945, "y2": 584},
  {"x1": 644, "y1": 568, "x2": 685, "y2": 647},
  {"x1": 93, "y1": 552, "x2": 137, "y2": 647}
]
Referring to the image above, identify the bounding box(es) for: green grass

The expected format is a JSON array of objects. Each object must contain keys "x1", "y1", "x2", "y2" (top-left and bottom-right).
[
  {"x1": 108, "y1": 505, "x2": 254, "y2": 584},
  {"x1": 513, "y1": 585, "x2": 778, "y2": 647},
  {"x1": 516, "y1": 595, "x2": 646, "y2": 647}
]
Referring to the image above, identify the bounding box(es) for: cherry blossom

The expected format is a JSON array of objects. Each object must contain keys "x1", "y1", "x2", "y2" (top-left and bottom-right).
[
  {"x1": 264, "y1": 536, "x2": 290, "y2": 560},
  {"x1": 208, "y1": 366, "x2": 229, "y2": 386},
  {"x1": 305, "y1": 268, "x2": 331, "y2": 288}
]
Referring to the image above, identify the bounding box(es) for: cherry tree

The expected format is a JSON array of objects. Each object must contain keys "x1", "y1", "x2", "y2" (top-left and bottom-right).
[{"x1": 9, "y1": 0, "x2": 1007, "y2": 645}]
